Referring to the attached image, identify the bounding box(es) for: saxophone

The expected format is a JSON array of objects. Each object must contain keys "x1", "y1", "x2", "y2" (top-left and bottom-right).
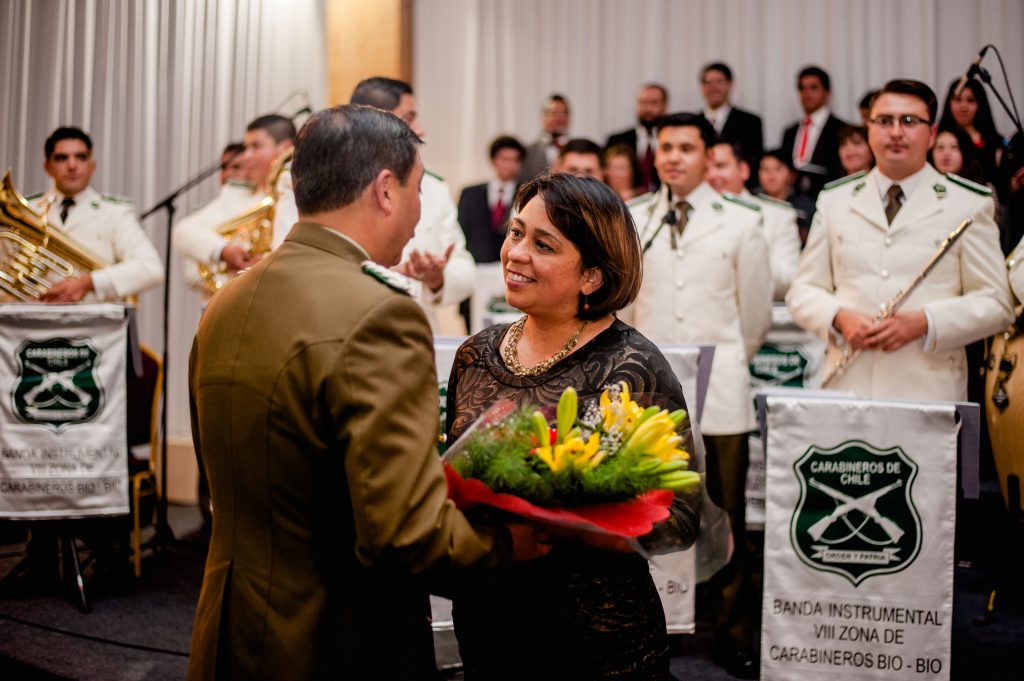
[{"x1": 196, "y1": 149, "x2": 292, "y2": 295}]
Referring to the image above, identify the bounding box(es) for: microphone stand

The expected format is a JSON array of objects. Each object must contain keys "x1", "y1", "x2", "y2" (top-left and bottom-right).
[
  {"x1": 973, "y1": 63, "x2": 1024, "y2": 253},
  {"x1": 138, "y1": 149, "x2": 241, "y2": 547}
]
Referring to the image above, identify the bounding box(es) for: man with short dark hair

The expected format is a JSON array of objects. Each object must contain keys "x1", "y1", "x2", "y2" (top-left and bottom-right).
[
  {"x1": 553, "y1": 138, "x2": 604, "y2": 180},
  {"x1": 700, "y1": 63, "x2": 763, "y2": 185},
  {"x1": 707, "y1": 141, "x2": 801, "y2": 300},
  {"x1": 622, "y1": 113, "x2": 772, "y2": 679},
  {"x1": 241, "y1": 115, "x2": 299, "y2": 251},
  {"x1": 788, "y1": 79, "x2": 1013, "y2": 400},
  {"x1": 173, "y1": 116, "x2": 296, "y2": 290},
  {"x1": 519, "y1": 94, "x2": 572, "y2": 181},
  {"x1": 605, "y1": 83, "x2": 669, "y2": 192},
  {"x1": 457, "y1": 135, "x2": 525, "y2": 264},
  {"x1": 779, "y1": 65, "x2": 848, "y2": 201},
  {"x1": 187, "y1": 105, "x2": 547, "y2": 681},
  {"x1": 218, "y1": 142, "x2": 246, "y2": 185},
  {"x1": 29, "y1": 126, "x2": 163, "y2": 302},
  {"x1": 352, "y1": 76, "x2": 475, "y2": 334}
]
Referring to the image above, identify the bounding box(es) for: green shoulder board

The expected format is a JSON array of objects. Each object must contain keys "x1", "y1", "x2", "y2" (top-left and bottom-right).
[
  {"x1": 755, "y1": 193, "x2": 793, "y2": 209},
  {"x1": 627, "y1": 191, "x2": 655, "y2": 208},
  {"x1": 424, "y1": 168, "x2": 444, "y2": 182},
  {"x1": 823, "y1": 171, "x2": 867, "y2": 191},
  {"x1": 722, "y1": 193, "x2": 760, "y2": 211},
  {"x1": 361, "y1": 261, "x2": 414, "y2": 296},
  {"x1": 945, "y1": 173, "x2": 992, "y2": 196},
  {"x1": 101, "y1": 193, "x2": 134, "y2": 205},
  {"x1": 24, "y1": 191, "x2": 43, "y2": 201}
]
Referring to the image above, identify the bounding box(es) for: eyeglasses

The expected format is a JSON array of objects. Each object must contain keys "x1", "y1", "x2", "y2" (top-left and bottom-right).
[{"x1": 869, "y1": 114, "x2": 931, "y2": 130}]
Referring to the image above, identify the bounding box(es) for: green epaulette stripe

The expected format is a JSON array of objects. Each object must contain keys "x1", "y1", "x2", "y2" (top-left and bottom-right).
[
  {"x1": 756, "y1": 193, "x2": 793, "y2": 208},
  {"x1": 24, "y1": 192, "x2": 43, "y2": 201},
  {"x1": 627, "y1": 192, "x2": 654, "y2": 208},
  {"x1": 102, "y1": 194, "x2": 134, "y2": 205},
  {"x1": 823, "y1": 171, "x2": 867, "y2": 191},
  {"x1": 946, "y1": 173, "x2": 992, "y2": 196},
  {"x1": 424, "y1": 168, "x2": 444, "y2": 182},
  {"x1": 723, "y1": 193, "x2": 760, "y2": 211}
]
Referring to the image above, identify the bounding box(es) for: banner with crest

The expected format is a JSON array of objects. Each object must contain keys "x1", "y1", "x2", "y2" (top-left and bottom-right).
[
  {"x1": 0, "y1": 303, "x2": 128, "y2": 518},
  {"x1": 760, "y1": 396, "x2": 958, "y2": 681}
]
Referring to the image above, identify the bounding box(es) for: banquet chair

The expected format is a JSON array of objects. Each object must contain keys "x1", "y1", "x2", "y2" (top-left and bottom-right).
[{"x1": 127, "y1": 343, "x2": 162, "y2": 578}]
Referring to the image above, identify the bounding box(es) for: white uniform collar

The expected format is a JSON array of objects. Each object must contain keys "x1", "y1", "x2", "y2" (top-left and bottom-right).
[
  {"x1": 673, "y1": 181, "x2": 716, "y2": 208},
  {"x1": 872, "y1": 164, "x2": 930, "y2": 202},
  {"x1": 51, "y1": 184, "x2": 100, "y2": 206}
]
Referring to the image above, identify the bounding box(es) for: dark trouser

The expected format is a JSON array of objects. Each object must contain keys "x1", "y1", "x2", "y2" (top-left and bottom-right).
[{"x1": 703, "y1": 432, "x2": 759, "y2": 651}]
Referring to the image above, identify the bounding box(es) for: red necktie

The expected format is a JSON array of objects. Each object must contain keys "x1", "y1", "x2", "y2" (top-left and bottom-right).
[
  {"x1": 491, "y1": 186, "x2": 507, "y2": 231},
  {"x1": 796, "y1": 116, "x2": 812, "y2": 163},
  {"x1": 642, "y1": 143, "x2": 655, "y2": 191}
]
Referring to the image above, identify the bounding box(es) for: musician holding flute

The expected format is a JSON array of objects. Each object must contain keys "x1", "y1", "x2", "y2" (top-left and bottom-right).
[{"x1": 787, "y1": 79, "x2": 1013, "y2": 401}]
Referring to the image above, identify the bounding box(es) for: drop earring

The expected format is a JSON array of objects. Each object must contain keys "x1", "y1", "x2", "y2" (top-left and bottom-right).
[{"x1": 582, "y1": 293, "x2": 590, "y2": 311}]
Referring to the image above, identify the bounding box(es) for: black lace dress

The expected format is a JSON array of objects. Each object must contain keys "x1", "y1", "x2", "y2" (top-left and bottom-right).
[{"x1": 445, "y1": 319, "x2": 700, "y2": 680}]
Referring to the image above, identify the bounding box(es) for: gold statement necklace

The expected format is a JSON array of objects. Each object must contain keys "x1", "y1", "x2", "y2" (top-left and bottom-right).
[{"x1": 503, "y1": 316, "x2": 589, "y2": 377}]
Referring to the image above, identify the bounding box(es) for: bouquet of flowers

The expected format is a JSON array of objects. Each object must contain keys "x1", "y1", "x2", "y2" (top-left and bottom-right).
[{"x1": 443, "y1": 382, "x2": 701, "y2": 538}]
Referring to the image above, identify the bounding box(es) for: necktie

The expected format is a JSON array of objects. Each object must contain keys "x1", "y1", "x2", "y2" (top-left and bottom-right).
[
  {"x1": 885, "y1": 184, "x2": 905, "y2": 225},
  {"x1": 641, "y1": 143, "x2": 655, "y2": 191},
  {"x1": 491, "y1": 186, "x2": 507, "y2": 231},
  {"x1": 671, "y1": 200, "x2": 691, "y2": 248},
  {"x1": 59, "y1": 197, "x2": 75, "y2": 224},
  {"x1": 796, "y1": 116, "x2": 812, "y2": 163}
]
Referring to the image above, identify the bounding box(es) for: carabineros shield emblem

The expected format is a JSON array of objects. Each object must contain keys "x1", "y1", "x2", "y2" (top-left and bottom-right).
[
  {"x1": 790, "y1": 440, "x2": 921, "y2": 586},
  {"x1": 750, "y1": 342, "x2": 811, "y2": 389},
  {"x1": 12, "y1": 338, "x2": 104, "y2": 432}
]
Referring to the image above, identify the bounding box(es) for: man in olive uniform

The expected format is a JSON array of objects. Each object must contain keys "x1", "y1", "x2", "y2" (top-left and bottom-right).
[
  {"x1": 788, "y1": 79, "x2": 1013, "y2": 401},
  {"x1": 31, "y1": 127, "x2": 163, "y2": 302},
  {"x1": 187, "y1": 105, "x2": 545, "y2": 681}
]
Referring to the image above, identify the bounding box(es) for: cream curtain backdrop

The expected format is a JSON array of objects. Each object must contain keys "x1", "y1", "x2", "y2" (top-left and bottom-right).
[
  {"x1": 414, "y1": 0, "x2": 1024, "y2": 196},
  {"x1": 0, "y1": 0, "x2": 327, "y2": 439}
]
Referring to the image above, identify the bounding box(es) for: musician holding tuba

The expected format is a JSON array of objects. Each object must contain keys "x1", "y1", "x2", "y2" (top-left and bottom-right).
[
  {"x1": 173, "y1": 116, "x2": 296, "y2": 294},
  {"x1": 17, "y1": 127, "x2": 164, "y2": 303},
  {"x1": 787, "y1": 80, "x2": 1013, "y2": 401}
]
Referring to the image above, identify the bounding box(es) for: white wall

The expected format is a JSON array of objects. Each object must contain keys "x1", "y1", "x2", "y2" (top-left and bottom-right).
[{"x1": 414, "y1": 0, "x2": 1024, "y2": 194}]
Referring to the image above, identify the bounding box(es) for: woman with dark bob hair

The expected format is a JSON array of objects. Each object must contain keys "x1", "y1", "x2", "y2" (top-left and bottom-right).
[{"x1": 445, "y1": 173, "x2": 708, "y2": 679}]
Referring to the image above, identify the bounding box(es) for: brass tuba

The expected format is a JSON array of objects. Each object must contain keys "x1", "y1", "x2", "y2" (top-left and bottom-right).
[
  {"x1": 196, "y1": 149, "x2": 292, "y2": 294},
  {"x1": 0, "y1": 171, "x2": 110, "y2": 301}
]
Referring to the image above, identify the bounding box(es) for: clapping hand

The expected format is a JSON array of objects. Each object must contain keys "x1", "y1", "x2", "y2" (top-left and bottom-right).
[{"x1": 394, "y1": 244, "x2": 454, "y2": 292}]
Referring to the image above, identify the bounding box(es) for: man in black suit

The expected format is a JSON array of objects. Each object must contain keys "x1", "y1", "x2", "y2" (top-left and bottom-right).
[
  {"x1": 458, "y1": 136, "x2": 525, "y2": 264},
  {"x1": 519, "y1": 94, "x2": 570, "y2": 182},
  {"x1": 700, "y1": 63, "x2": 763, "y2": 188},
  {"x1": 779, "y1": 65, "x2": 848, "y2": 202},
  {"x1": 604, "y1": 83, "x2": 668, "y2": 192}
]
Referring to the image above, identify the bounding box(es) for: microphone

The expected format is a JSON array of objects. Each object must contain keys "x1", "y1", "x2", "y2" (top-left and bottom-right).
[{"x1": 953, "y1": 46, "x2": 991, "y2": 98}]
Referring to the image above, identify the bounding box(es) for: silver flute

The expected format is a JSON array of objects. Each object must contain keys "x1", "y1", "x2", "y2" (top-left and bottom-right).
[{"x1": 821, "y1": 217, "x2": 974, "y2": 388}]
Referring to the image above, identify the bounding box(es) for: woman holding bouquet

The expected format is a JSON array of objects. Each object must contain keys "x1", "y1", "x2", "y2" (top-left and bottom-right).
[{"x1": 445, "y1": 173, "x2": 705, "y2": 679}]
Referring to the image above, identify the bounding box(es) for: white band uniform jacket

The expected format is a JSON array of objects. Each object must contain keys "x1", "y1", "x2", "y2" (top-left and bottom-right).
[
  {"x1": 172, "y1": 181, "x2": 262, "y2": 293},
  {"x1": 399, "y1": 170, "x2": 476, "y2": 333},
  {"x1": 622, "y1": 182, "x2": 773, "y2": 435},
  {"x1": 786, "y1": 165, "x2": 1014, "y2": 401},
  {"x1": 747, "y1": 190, "x2": 802, "y2": 301},
  {"x1": 35, "y1": 185, "x2": 163, "y2": 300}
]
